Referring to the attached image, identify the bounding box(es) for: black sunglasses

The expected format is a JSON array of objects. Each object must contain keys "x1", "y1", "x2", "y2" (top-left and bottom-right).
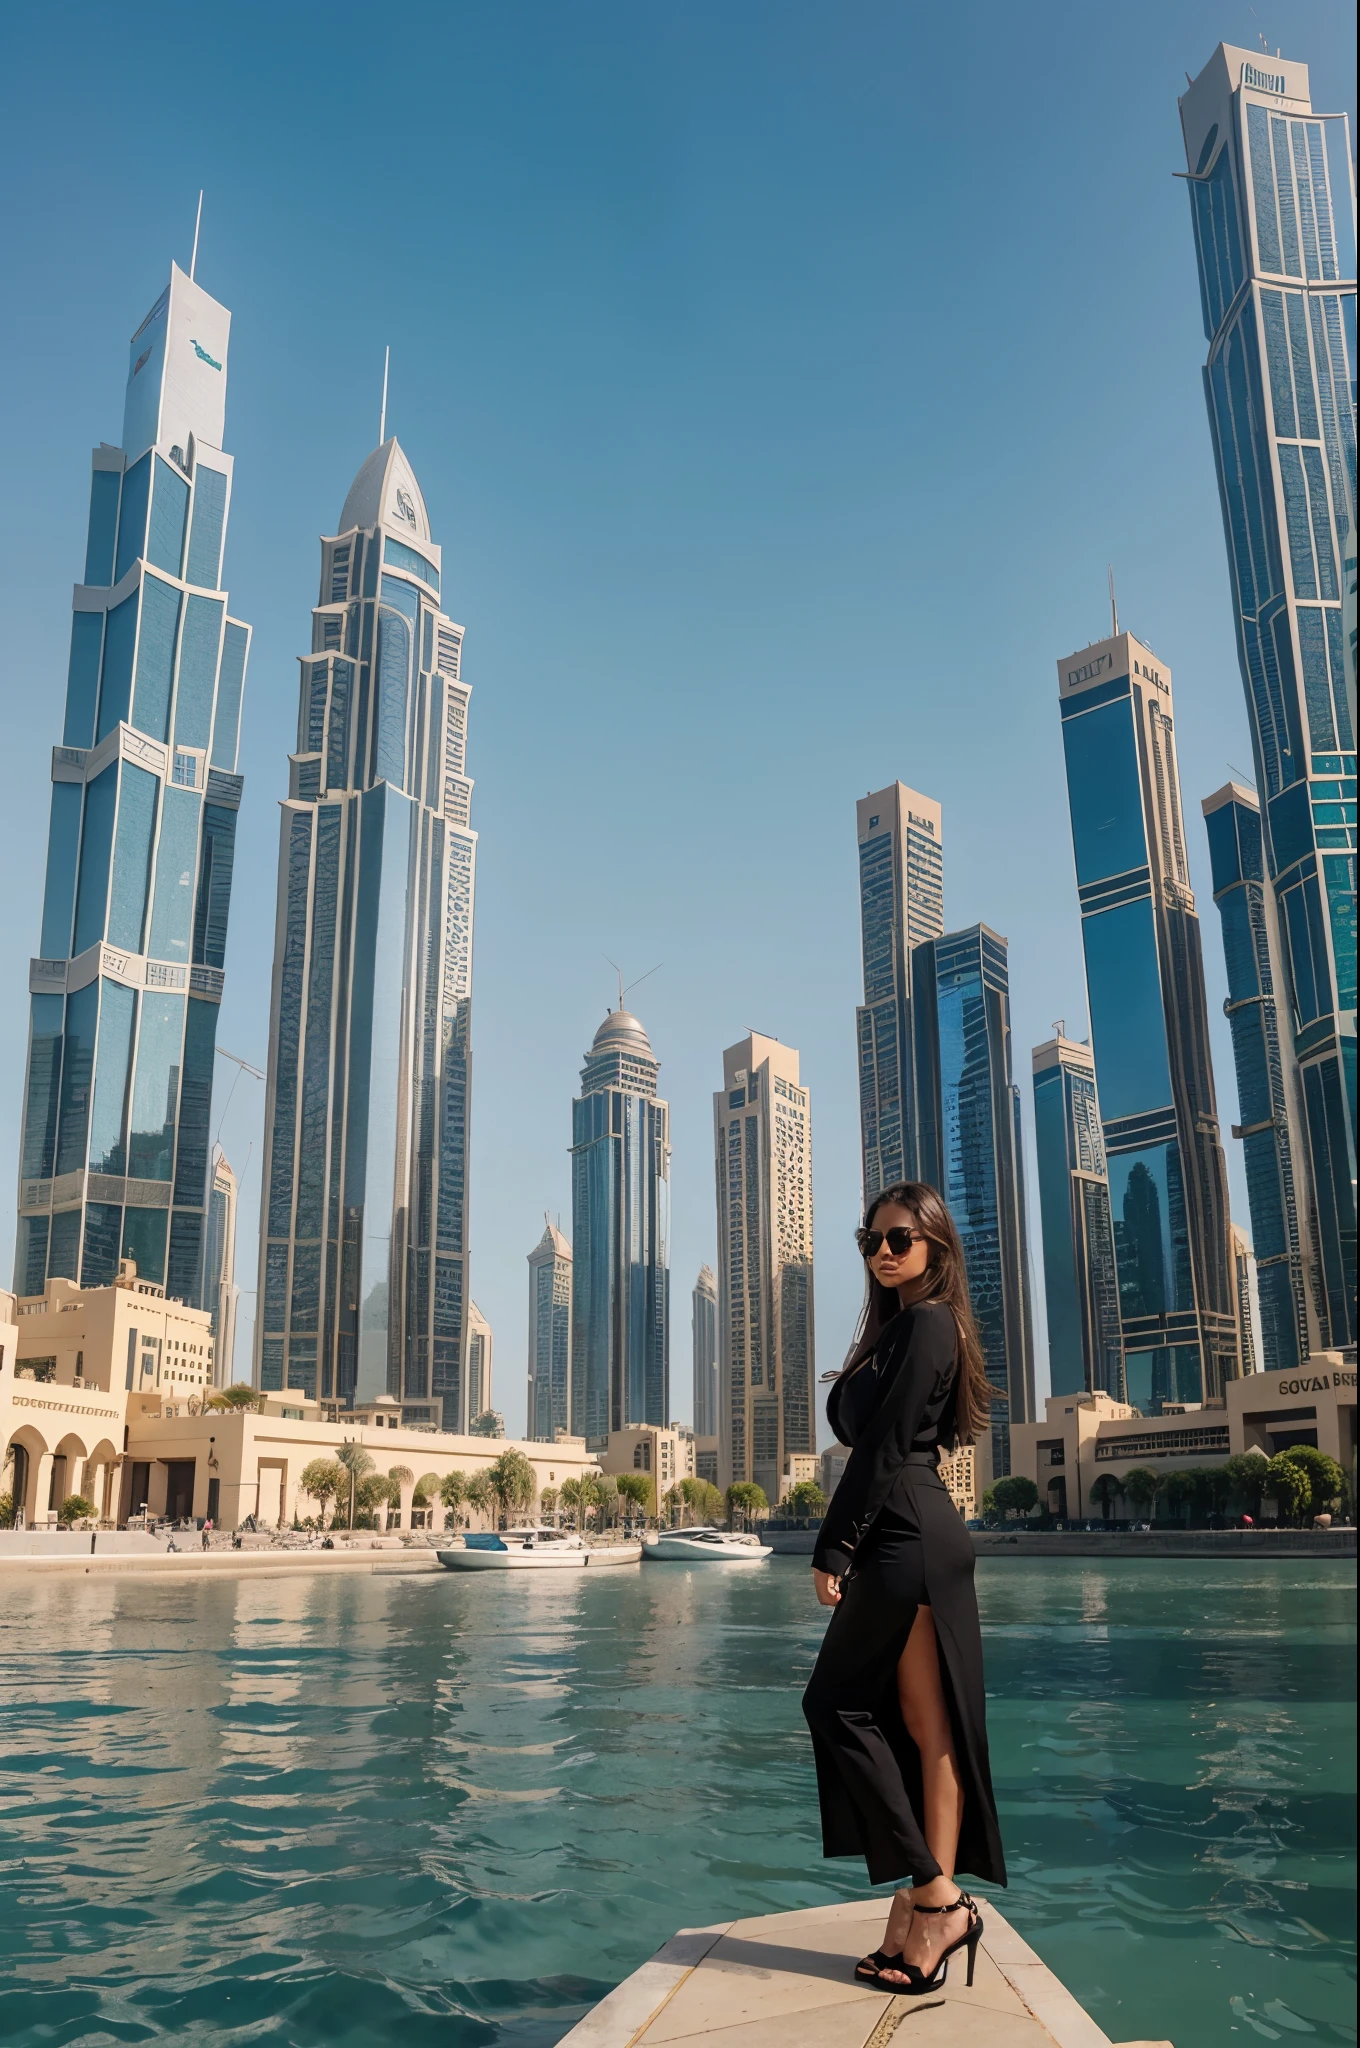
[{"x1": 855, "y1": 1226, "x2": 927, "y2": 1258}]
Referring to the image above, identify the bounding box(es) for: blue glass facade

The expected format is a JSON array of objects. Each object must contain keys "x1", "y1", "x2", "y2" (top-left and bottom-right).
[
  {"x1": 1032, "y1": 1037, "x2": 1124, "y2": 1400},
  {"x1": 855, "y1": 785, "x2": 944, "y2": 1201},
  {"x1": 255, "y1": 442, "x2": 476, "y2": 1427},
  {"x1": 1058, "y1": 634, "x2": 1240, "y2": 1408},
  {"x1": 14, "y1": 264, "x2": 248, "y2": 1303},
  {"x1": 527, "y1": 1224, "x2": 573, "y2": 1442},
  {"x1": 1180, "y1": 47, "x2": 1356, "y2": 1349},
  {"x1": 1203, "y1": 783, "x2": 1319, "y2": 1370},
  {"x1": 571, "y1": 1012, "x2": 670, "y2": 1450},
  {"x1": 912, "y1": 926, "x2": 1034, "y2": 1476}
]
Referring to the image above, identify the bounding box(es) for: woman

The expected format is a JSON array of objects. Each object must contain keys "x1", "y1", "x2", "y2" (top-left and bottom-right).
[{"x1": 802, "y1": 1181, "x2": 1005, "y2": 1994}]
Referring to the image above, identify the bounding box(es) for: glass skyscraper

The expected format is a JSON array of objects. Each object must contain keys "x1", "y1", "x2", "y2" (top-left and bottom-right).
[
  {"x1": 527, "y1": 1221, "x2": 572, "y2": 1441},
  {"x1": 254, "y1": 439, "x2": 476, "y2": 1428},
  {"x1": 713, "y1": 1033, "x2": 815, "y2": 1498},
  {"x1": 16, "y1": 262, "x2": 249, "y2": 1307},
  {"x1": 570, "y1": 1008, "x2": 670, "y2": 1449},
  {"x1": 911, "y1": 926, "x2": 1034, "y2": 1476},
  {"x1": 692, "y1": 1263, "x2": 718, "y2": 1440},
  {"x1": 1031, "y1": 1032, "x2": 1124, "y2": 1401},
  {"x1": 1180, "y1": 44, "x2": 1356, "y2": 1349},
  {"x1": 204, "y1": 1145, "x2": 239, "y2": 1387},
  {"x1": 856, "y1": 784, "x2": 944, "y2": 1201},
  {"x1": 1058, "y1": 629, "x2": 1240, "y2": 1410},
  {"x1": 1202, "y1": 781, "x2": 1318, "y2": 1371}
]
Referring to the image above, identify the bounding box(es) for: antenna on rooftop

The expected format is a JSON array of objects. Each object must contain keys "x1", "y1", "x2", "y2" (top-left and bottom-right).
[
  {"x1": 190, "y1": 191, "x2": 203, "y2": 282},
  {"x1": 1108, "y1": 565, "x2": 1119, "y2": 637},
  {"x1": 379, "y1": 346, "x2": 390, "y2": 445}
]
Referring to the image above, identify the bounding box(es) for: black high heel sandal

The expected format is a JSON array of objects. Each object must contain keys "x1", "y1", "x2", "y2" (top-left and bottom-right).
[
  {"x1": 854, "y1": 1895, "x2": 914, "y2": 1986},
  {"x1": 894, "y1": 1890, "x2": 983, "y2": 1994}
]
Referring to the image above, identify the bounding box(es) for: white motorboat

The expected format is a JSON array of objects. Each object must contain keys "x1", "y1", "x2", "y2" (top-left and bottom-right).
[
  {"x1": 644, "y1": 1526, "x2": 772, "y2": 1564},
  {"x1": 437, "y1": 1527, "x2": 642, "y2": 1571}
]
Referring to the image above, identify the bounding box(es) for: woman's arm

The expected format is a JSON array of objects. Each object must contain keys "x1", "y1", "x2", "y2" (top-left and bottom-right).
[{"x1": 810, "y1": 1301, "x2": 955, "y2": 1576}]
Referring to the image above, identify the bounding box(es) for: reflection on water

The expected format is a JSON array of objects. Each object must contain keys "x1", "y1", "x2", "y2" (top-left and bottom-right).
[{"x1": 0, "y1": 1560, "x2": 1352, "y2": 2048}]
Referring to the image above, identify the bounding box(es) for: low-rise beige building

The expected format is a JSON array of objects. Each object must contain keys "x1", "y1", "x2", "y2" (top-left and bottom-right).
[
  {"x1": 598, "y1": 1423, "x2": 695, "y2": 1507},
  {"x1": 1011, "y1": 1354, "x2": 1356, "y2": 1518},
  {"x1": 1, "y1": 1274, "x2": 600, "y2": 1530}
]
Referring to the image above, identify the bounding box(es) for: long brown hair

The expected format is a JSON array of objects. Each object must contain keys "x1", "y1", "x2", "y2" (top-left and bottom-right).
[{"x1": 842, "y1": 1181, "x2": 991, "y2": 1446}]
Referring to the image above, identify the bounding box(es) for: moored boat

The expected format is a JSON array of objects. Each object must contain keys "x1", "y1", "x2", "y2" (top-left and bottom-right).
[
  {"x1": 643, "y1": 1527, "x2": 772, "y2": 1564},
  {"x1": 437, "y1": 1527, "x2": 643, "y2": 1571}
]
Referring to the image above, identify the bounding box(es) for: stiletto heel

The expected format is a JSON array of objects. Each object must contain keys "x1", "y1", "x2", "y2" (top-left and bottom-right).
[{"x1": 894, "y1": 1890, "x2": 983, "y2": 1996}]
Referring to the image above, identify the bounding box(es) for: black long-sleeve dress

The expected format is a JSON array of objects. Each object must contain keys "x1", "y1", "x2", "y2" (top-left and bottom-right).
[{"x1": 801, "y1": 1299, "x2": 1006, "y2": 1888}]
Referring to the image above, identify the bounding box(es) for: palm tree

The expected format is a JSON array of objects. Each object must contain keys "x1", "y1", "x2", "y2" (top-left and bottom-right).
[
  {"x1": 335, "y1": 1442, "x2": 376, "y2": 1530},
  {"x1": 206, "y1": 1384, "x2": 264, "y2": 1412},
  {"x1": 299, "y1": 1458, "x2": 344, "y2": 1526},
  {"x1": 539, "y1": 1485, "x2": 559, "y2": 1523},
  {"x1": 1088, "y1": 1473, "x2": 1123, "y2": 1523},
  {"x1": 725, "y1": 1481, "x2": 768, "y2": 1530},
  {"x1": 487, "y1": 1449, "x2": 536, "y2": 1526},
  {"x1": 1120, "y1": 1468, "x2": 1161, "y2": 1521},
  {"x1": 439, "y1": 1470, "x2": 469, "y2": 1528},
  {"x1": 465, "y1": 1472, "x2": 495, "y2": 1527},
  {"x1": 559, "y1": 1477, "x2": 588, "y2": 1529}
]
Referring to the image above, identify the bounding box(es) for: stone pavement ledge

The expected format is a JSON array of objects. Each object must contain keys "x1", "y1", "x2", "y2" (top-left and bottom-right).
[{"x1": 557, "y1": 1899, "x2": 1173, "y2": 2048}]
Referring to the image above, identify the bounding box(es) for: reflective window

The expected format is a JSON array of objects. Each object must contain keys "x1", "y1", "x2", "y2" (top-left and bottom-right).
[
  {"x1": 73, "y1": 765, "x2": 118, "y2": 956},
  {"x1": 55, "y1": 982, "x2": 99, "y2": 1177},
  {"x1": 131, "y1": 575, "x2": 182, "y2": 741},
  {"x1": 108, "y1": 762, "x2": 158, "y2": 952},
  {"x1": 87, "y1": 978, "x2": 135, "y2": 1174},
  {"x1": 173, "y1": 997, "x2": 218, "y2": 1207},
  {"x1": 147, "y1": 457, "x2": 189, "y2": 576},
  {"x1": 167, "y1": 1210, "x2": 203, "y2": 1307},
  {"x1": 382, "y1": 536, "x2": 440, "y2": 592},
  {"x1": 186, "y1": 467, "x2": 228, "y2": 589},
  {"x1": 40, "y1": 782, "x2": 82, "y2": 959},
  {"x1": 16, "y1": 1216, "x2": 51, "y2": 1297},
  {"x1": 175, "y1": 594, "x2": 223, "y2": 750},
  {"x1": 375, "y1": 607, "x2": 410, "y2": 786},
  {"x1": 82, "y1": 1202, "x2": 123, "y2": 1289},
  {"x1": 97, "y1": 593, "x2": 138, "y2": 742},
  {"x1": 266, "y1": 812, "x2": 313, "y2": 1237},
  {"x1": 210, "y1": 620, "x2": 249, "y2": 771},
  {"x1": 114, "y1": 455, "x2": 151, "y2": 585},
  {"x1": 148, "y1": 786, "x2": 201, "y2": 962},
  {"x1": 1062, "y1": 696, "x2": 1147, "y2": 884},
  {"x1": 84, "y1": 468, "x2": 121, "y2": 586},
  {"x1": 296, "y1": 806, "x2": 341, "y2": 1237},
  {"x1": 1109, "y1": 1140, "x2": 1193, "y2": 1317},
  {"x1": 64, "y1": 611, "x2": 104, "y2": 748},
  {"x1": 122, "y1": 1206, "x2": 168, "y2": 1287},
  {"x1": 1124, "y1": 1342, "x2": 1203, "y2": 1414},
  {"x1": 290, "y1": 1243, "x2": 321, "y2": 1330},
  {"x1": 47, "y1": 1209, "x2": 82, "y2": 1282},
  {"x1": 192, "y1": 803, "x2": 237, "y2": 969},
  {"x1": 264, "y1": 1243, "x2": 290, "y2": 1331},
  {"x1": 1082, "y1": 899, "x2": 1172, "y2": 1119},
  {"x1": 128, "y1": 991, "x2": 185, "y2": 1181},
  {"x1": 21, "y1": 995, "x2": 65, "y2": 1180}
]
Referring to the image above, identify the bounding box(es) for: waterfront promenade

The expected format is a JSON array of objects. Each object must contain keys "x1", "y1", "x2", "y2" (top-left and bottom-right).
[{"x1": 562, "y1": 1900, "x2": 1171, "y2": 2048}]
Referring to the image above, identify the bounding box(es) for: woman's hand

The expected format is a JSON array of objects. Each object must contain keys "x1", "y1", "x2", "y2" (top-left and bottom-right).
[{"x1": 813, "y1": 1569, "x2": 841, "y2": 1607}]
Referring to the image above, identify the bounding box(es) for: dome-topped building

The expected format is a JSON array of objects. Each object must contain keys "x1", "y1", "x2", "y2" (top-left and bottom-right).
[{"x1": 571, "y1": 1004, "x2": 670, "y2": 1446}]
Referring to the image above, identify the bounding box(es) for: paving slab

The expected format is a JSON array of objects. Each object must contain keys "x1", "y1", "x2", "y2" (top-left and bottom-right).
[{"x1": 556, "y1": 1898, "x2": 1173, "y2": 2048}]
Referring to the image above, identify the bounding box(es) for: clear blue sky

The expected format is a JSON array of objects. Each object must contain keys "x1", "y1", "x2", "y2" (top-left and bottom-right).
[{"x1": 0, "y1": 2, "x2": 1354, "y2": 1434}]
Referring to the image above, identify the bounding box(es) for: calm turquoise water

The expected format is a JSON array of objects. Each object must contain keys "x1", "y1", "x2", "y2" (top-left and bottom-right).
[{"x1": 0, "y1": 1558, "x2": 1353, "y2": 2048}]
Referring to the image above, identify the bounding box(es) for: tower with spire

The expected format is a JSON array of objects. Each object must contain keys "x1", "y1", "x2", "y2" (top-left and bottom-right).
[{"x1": 254, "y1": 436, "x2": 477, "y2": 1428}]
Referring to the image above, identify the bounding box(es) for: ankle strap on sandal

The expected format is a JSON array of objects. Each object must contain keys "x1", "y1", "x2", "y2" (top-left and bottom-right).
[{"x1": 912, "y1": 1891, "x2": 974, "y2": 1915}]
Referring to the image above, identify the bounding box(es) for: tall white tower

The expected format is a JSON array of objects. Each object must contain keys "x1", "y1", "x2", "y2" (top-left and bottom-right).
[
  {"x1": 255, "y1": 439, "x2": 477, "y2": 1428},
  {"x1": 713, "y1": 1033, "x2": 815, "y2": 1499}
]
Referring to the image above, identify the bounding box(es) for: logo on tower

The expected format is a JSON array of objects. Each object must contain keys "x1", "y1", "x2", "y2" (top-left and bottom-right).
[
  {"x1": 394, "y1": 486, "x2": 417, "y2": 527},
  {"x1": 189, "y1": 339, "x2": 223, "y2": 371}
]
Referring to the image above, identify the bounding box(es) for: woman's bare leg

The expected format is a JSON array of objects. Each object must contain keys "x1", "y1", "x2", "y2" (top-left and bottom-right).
[{"x1": 878, "y1": 1606, "x2": 969, "y2": 1982}]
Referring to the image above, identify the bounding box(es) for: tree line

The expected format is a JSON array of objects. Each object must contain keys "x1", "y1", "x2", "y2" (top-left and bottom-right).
[{"x1": 981, "y1": 1444, "x2": 1348, "y2": 1527}]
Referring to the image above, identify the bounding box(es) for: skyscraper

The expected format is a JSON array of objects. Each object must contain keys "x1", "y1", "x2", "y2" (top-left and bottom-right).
[
  {"x1": 204, "y1": 1145, "x2": 238, "y2": 1388},
  {"x1": 1031, "y1": 1032, "x2": 1124, "y2": 1401},
  {"x1": 1057, "y1": 628, "x2": 1240, "y2": 1409},
  {"x1": 713, "y1": 1033, "x2": 815, "y2": 1499},
  {"x1": 1179, "y1": 46, "x2": 1356, "y2": 1349},
  {"x1": 1202, "y1": 781, "x2": 1318, "y2": 1370},
  {"x1": 254, "y1": 439, "x2": 476, "y2": 1428},
  {"x1": 570, "y1": 1008, "x2": 670, "y2": 1449},
  {"x1": 467, "y1": 1301, "x2": 493, "y2": 1421},
  {"x1": 1230, "y1": 1223, "x2": 1259, "y2": 1375},
  {"x1": 692, "y1": 1264, "x2": 718, "y2": 1439},
  {"x1": 527, "y1": 1221, "x2": 572, "y2": 1441},
  {"x1": 912, "y1": 927, "x2": 1034, "y2": 1476},
  {"x1": 856, "y1": 785, "x2": 944, "y2": 1201},
  {"x1": 16, "y1": 262, "x2": 249, "y2": 1307}
]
